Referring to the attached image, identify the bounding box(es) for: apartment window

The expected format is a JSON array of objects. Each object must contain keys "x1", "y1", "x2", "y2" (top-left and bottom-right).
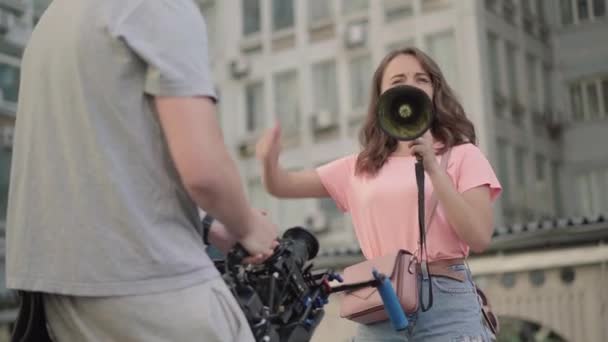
[
  {"x1": 342, "y1": 0, "x2": 368, "y2": 14},
  {"x1": 570, "y1": 76, "x2": 608, "y2": 121},
  {"x1": 245, "y1": 81, "x2": 265, "y2": 133},
  {"x1": 505, "y1": 43, "x2": 518, "y2": 103},
  {"x1": 421, "y1": 0, "x2": 451, "y2": 13},
  {"x1": 603, "y1": 79, "x2": 608, "y2": 112},
  {"x1": 526, "y1": 55, "x2": 538, "y2": 110},
  {"x1": 273, "y1": 0, "x2": 294, "y2": 31},
  {"x1": 496, "y1": 139, "x2": 511, "y2": 204},
  {"x1": 561, "y1": 0, "x2": 574, "y2": 24},
  {"x1": 242, "y1": 0, "x2": 261, "y2": 35},
  {"x1": 0, "y1": 63, "x2": 20, "y2": 103},
  {"x1": 537, "y1": 0, "x2": 547, "y2": 22},
  {"x1": 587, "y1": 83, "x2": 600, "y2": 119},
  {"x1": 535, "y1": 155, "x2": 546, "y2": 181},
  {"x1": 542, "y1": 65, "x2": 553, "y2": 109},
  {"x1": 570, "y1": 84, "x2": 584, "y2": 120},
  {"x1": 505, "y1": 42, "x2": 522, "y2": 124},
  {"x1": 274, "y1": 70, "x2": 299, "y2": 134},
  {"x1": 487, "y1": 33, "x2": 502, "y2": 96},
  {"x1": 384, "y1": 0, "x2": 413, "y2": 22},
  {"x1": 552, "y1": 161, "x2": 563, "y2": 213},
  {"x1": 426, "y1": 31, "x2": 458, "y2": 89},
  {"x1": 578, "y1": 0, "x2": 590, "y2": 20},
  {"x1": 521, "y1": 0, "x2": 532, "y2": 13},
  {"x1": 594, "y1": 0, "x2": 606, "y2": 16},
  {"x1": 349, "y1": 55, "x2": 372, "y2": 110},
  {"x1": 0, "y1": 148, "x2": 11, "y2": 221},
  {"x1": 309, "y1": 0, "x2": 333, "y2": 24},
  {"x1": 576, "y1": 170, "x2": 608, "y2": 216},
  {"x1": 503, "y1": 0, "x2": 516, "y2": 24},
  {"x1": 312, "y1": 60, "x2": 340, "y2": 117},
  {"x1": 561, "y1": 0, "x2": 606, "y2": 25},
  {"x1": 514, "y1": 147, "x2": 527, "y2": 187}
]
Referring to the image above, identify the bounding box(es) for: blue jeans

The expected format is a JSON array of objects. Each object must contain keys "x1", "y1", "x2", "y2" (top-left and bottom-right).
[{"x1": 354, "y1": 264, "x2": 495, "y2": 342}]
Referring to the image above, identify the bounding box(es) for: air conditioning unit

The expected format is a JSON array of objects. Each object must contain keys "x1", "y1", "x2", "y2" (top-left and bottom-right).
[
  {"x1": 344, "y1": 21, "x2": 367, "y2": 49},
  {"x1": 229, "y1": 56, "x2": 250, "y2": 80},
  {"x1": 305, "y1": 209, "x2": 328, "y2": 234},
  {"x1": 0, "y1": 126, "x2": 14, "y2": 149},
  {"x1": 311, "y1": 109, "x2": 336, "y2": 131}
]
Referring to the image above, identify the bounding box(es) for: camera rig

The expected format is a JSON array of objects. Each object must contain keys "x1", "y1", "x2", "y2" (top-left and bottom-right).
[{"x1": 212, "y1": 227, "x2": 343, "y2": 342}]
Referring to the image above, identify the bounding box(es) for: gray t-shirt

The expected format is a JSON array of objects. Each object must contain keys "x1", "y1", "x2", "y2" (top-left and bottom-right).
[{"x1": 6, "y1": 0, "x2": 220, "y2": 296}]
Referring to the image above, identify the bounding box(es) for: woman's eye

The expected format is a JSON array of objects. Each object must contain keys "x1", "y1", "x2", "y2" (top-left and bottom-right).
[{"x1": 418, "y1": 78, "x2": 430, "y2": 83}]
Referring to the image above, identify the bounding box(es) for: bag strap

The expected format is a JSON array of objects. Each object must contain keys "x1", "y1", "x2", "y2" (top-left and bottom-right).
[
  {"x1": 425, "y1": 148, "x2": 452, "y2": 234},
  {"x1": 417, "y1": 148, "x2": 451, "y2": 312}
]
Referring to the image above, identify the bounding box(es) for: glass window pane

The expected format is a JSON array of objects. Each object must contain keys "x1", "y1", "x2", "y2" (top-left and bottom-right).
[
  {"x1": 593, "y1": 0, "x2": 606, "y2": 17},
  {"x1": 514, "y1": 147, "x2": 526, "y2": 186},
  {"x1": 342, "y1": 0, "x2": 368, "y2": 14},
  {"x1": 384, "y1": 0, "x2": 413, "y2": 21},
  {"x1": 273, "y1": 0, "x2": 294, "y2": 31},
  {"x1": 526, "y1": 55, "x2": 537, "y2": 109},
  {"x1": 245, "y1": 82, "x2": 265, "y2": 132},
  {"x1": 537, "y1": 0, "x2": 546, "y2": 21},
  {"x1": 309, "y1": 0, "x2": 332, "y2": 23},
  {"x1": 587, "y1": 82, "x2": 600, "y2": 119},
  {"x1": 552, "y1": 161, "x2": 562, "y2": 213},
  {"x1": 274, "y1": 70, "x2": 299, "y2": 133},
  {"x1": 349, "y1": 55, "x2": 372, "y2": 110},
  {"x1": 505, "y1": 42, "x2": 518, "y2": 102},
  {"x1": 0, "y1": 148, "x2": 11, "y2": 221},
  {"x1": 487, "y1": 33, "x2": 501, "y2": 94},
  {"x1": 571, "y1": 84, "x2": 584, "y2": 120},
  {"x1": 497, "y1": 139, "x2": 511, "y2": 204},
  {"x1": 0, "y1": 63, "x2": 19, "y2": 103},
  {"x1": 602, "y1": 79, "x2": 608, "y2": 116},
  {"x1": 535, "y1": 154, "x2": 545, "y2": 181},
  {"x1": 242, "y1": 0, "x2": 261, "y2": 35},
  {"x1": 577, "y1": 174, "x2": 592, "y2": 216},
  {"x1": 561, "y1": 0, "x2": 574, "y2": 24},
  {"x1": 426, "y1": 30, "x2": 459, "y2": 89},
  {"x1": 312, "y1": 60, "x2": 339, "y2": 115},
  {"x1": 543, "y1": 65, "x2": 552, "y2": 109},
  {"x1": 577, "y1": 0, "x2": 589, "y2": 20}
]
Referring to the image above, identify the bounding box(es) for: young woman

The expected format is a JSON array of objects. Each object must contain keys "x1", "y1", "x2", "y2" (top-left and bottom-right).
[{"x1": 256, "y1": 47, "x2": 501, "y2": 341}]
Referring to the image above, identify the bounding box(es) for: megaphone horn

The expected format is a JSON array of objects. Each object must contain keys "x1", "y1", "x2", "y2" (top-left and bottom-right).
[{"x1": 377, "y1": 85, "x2": 434, "y2": 141}]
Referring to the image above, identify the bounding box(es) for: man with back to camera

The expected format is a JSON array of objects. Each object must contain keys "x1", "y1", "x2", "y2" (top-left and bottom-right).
[{"x1": 5, "y1": 0, "x2": 276, "y2": 340}]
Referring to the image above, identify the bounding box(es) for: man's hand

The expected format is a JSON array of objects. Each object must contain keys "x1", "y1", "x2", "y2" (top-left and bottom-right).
[
  {"x1": 238, "y1": 209, "x2": 279, "y2": 263},
  {"x1": 207, "y1": 209, "x2": 278, "y2": 264}
]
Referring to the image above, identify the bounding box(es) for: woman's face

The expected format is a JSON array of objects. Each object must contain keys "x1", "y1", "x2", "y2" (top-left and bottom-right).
[{"x1": 380, "y1": 54, "x2": 434, "y2": 100}]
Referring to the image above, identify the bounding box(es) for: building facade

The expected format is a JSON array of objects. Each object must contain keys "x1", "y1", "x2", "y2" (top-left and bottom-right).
[{"x1": 198, "y1": 0, "x2": 607, "y2": 248}]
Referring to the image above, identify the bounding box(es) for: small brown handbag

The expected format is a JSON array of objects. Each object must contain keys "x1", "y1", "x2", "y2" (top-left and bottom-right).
[{"x1": 337, "y1": 149, "x2": 451, "y2": 324}]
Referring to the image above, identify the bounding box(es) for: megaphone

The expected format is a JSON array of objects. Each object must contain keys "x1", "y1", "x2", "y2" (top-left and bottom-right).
[{"x1": 377, "y1": 85, "x2": 434, "y2": 141}]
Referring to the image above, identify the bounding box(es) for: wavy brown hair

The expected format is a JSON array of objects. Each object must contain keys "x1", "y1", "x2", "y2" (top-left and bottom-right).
[{"x1": 355, "y1": 47, "x2": 476, "y2": 176}]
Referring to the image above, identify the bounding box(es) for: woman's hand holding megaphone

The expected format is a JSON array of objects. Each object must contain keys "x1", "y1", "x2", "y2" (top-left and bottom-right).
[{"x1": 408, "y1": 132, "x2": 440, "y2": 175}]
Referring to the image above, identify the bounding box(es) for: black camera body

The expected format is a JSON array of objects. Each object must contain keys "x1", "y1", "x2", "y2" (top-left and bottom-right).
[{"x1": 213, "y1": 227, "x2": 341, "y2": 342}]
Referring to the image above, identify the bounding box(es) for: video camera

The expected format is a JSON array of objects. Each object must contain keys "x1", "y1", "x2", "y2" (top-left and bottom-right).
[{"x1": 212, "y1": 227, "x2": 343, "y2": 342}]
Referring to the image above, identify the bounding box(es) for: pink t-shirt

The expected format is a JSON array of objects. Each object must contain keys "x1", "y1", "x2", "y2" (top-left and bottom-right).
[{"x1": 316, "y1": 143, "x2": 502, "y2": 261}]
